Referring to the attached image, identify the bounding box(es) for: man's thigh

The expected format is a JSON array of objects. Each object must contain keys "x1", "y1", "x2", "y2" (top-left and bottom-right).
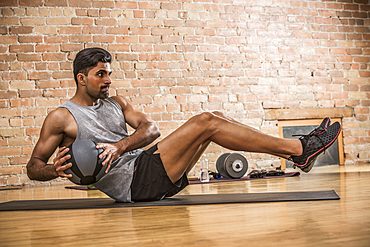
[{"x1": 155, "y1": 113, "x2": 214, "y2": 181}]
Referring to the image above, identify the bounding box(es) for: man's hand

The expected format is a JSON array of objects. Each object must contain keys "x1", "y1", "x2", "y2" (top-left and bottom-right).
[
  {"x1": 53, "y1": 147, "x2": 73, "y2": 178},
  {"x1": 96, "y1": 143, "x2": 123, "y2": 173}
]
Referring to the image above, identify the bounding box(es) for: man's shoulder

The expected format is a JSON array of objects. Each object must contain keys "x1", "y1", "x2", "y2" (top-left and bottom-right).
[
  {"x1": 37, "y1": 105, "x2": 77, "y2": 144},
  {"x1": 110, "y1": 95, "x2": 127, "y2": 103},
  {"x1": 109, "y1": 96, "x2": 129, "y2": 109},
  {"x1": 52, "y1": 105, "x2": 71, "y2": 114},
  {"x1": 46, "y1": 107, "x2": 73, "y2": 124}
]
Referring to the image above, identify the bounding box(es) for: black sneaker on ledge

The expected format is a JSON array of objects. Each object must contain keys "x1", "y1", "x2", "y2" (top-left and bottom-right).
[{"x1": 289, "y1": 118, "x2": 341, "y2": 173}]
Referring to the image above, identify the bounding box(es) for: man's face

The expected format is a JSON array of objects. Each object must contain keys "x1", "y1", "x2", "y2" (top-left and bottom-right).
[{"x1": 84, "y1": 62, "x2": 112, "y2": 99}]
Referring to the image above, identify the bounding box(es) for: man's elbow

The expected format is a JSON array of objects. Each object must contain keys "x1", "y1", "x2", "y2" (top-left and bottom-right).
[
  {"x1": 151, "y1": 123, "x2": 161, "y2": 139},
  {"x1": 26, "y1": 159, "x2": 45, "y2": 181},
  {"x1": 27, "y1": 172, "x2": 36, "y2": 181},
  {"x1": 155, "y1": 130, "x2": 161, "y2": 139},
  {"x1": 26, "y1": 162, "x2": 36, "y2": 180},
  {"x1": 154, "y1": 127, "x2": 161, "y2": 139}
]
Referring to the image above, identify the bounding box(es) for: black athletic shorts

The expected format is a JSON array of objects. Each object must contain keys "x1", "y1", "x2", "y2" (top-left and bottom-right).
[{"x1": 131, "y1": 144, "x2": 189, "y2": 202}]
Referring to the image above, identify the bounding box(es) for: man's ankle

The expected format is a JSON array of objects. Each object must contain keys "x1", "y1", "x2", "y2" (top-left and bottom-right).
[{"x1": 292, "y1": 139, "x2": 304, "y2": 157}]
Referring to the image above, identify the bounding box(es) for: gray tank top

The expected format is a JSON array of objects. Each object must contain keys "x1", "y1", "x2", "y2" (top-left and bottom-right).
[{"x1": 59, "y1": 98, "x2": 143, "y2": 202}]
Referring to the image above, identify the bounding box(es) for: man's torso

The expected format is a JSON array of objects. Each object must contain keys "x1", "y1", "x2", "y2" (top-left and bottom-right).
[{"x1": 58, "y1": 97, "x2": 142, "y2": 202}]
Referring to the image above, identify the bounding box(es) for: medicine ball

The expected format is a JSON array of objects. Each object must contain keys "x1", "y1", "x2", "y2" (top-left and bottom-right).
[{"x1": 63, "y1": 140, "x2": 107, "y2": 185}]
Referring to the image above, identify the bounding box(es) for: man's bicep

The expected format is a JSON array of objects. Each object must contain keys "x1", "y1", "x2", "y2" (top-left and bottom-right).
[
  {"x1": 31, "y1": 115, "x2": 65, "y2": 163},
  {"x1": 114, "y1": 96, "x2": 154, "y2": 129},
  {"x1": 124, "y1": 104, "x2": 154, "y2": 130}
]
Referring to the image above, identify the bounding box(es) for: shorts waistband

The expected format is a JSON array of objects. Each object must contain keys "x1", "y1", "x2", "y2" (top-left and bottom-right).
[{"x1": 145, "y1": 143, "x2": 158, "y2": 154}]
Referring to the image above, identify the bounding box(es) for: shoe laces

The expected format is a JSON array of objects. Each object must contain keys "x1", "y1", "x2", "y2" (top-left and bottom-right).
[{"x1": 307, "y1": 125, "x2": 327, "y2": 136}]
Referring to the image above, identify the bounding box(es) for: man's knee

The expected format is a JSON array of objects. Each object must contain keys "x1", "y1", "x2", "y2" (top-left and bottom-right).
[
  {"x1": 211, "y1": 111, "x2": 226, "y2": 118},
  {"x1": 192, "y1": 112, "x2": 222, "y2": 129},
  {"x1": 195, "y1": 111, "x2": 226, "y2": 121},
  {"x1": 194, "y1": 112, "x2": 214, "y2": 122}
]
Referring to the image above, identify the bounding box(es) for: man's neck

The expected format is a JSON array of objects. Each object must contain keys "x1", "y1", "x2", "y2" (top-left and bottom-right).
[{"x1": 70, "y1": 94, "x2": 101, "y2": 106}]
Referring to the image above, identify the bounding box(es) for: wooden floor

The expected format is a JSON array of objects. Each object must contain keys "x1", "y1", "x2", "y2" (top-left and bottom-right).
[{"x1": 1, "y1": 165, "x2": 370, "y2": 247}]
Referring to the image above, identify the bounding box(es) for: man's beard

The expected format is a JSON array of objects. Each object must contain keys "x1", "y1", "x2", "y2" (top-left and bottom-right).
[
  {"x1": 85, "y1": 79, "x2": 110, "y2": 99},
  {"x1": 86, "y1": 86, "x2": 109, "y2": 99},
  {"x1": 98, "y1": 85, "x2": 110, "y2": 99}
]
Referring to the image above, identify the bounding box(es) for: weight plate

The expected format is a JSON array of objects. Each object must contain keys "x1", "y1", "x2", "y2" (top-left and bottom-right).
[
  {"x1": 216, "y1": 153, "x2": 230, "y2": 178},
  {"x1": 224, "y1": 153, "x2": 248, "y2": 179}
]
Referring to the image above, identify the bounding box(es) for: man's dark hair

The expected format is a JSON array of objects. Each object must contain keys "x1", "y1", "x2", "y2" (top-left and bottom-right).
[{"x1": 73, "y1": 47, "x2": 112, "y2": 85}]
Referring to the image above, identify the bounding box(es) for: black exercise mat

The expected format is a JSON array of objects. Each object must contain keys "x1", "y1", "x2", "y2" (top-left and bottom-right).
[
  {"x1": 0, "y1": 190, "x2": 339, "y2": 211},
  {"x1": 65, "y1": 172, "x2": 301, "y2": 190}
]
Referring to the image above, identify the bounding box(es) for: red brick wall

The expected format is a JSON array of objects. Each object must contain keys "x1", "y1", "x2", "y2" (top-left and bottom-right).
[{"x1": 0, "y1": 0, "x2": 369, "y2": 186}]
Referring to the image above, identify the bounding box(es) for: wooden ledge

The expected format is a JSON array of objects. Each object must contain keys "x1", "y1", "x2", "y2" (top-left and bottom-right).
[{"x1": 264, "y1": 107, "x2": 353, "y2": 121}]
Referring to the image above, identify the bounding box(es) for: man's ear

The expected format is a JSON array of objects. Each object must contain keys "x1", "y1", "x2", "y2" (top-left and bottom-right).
[{"x1": 76, "y1": 73, "x2": 87, "y2": 86}]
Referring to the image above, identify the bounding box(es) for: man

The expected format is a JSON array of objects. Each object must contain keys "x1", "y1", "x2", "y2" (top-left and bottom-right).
[{"x1": 27, "y1": 47, "x2": 342, "y2": 202}]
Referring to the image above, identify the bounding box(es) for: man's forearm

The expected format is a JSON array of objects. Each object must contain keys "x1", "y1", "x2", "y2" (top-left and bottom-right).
[
  {"x1": 119, "y1": 122, "x2": 160, "y2": 153},
  {"x1": 27, "y1": 158, "x2": 59, "y2": 181}
]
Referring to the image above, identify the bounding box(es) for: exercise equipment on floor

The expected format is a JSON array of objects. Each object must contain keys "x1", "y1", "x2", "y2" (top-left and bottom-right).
[
  {"x1": 249, "y1": 169, "x2": 285, "y2": 178},
  {"x1": 63, "y1": 139, "x2": 107, "y2": 185},
  {"x1": 208, "y1": 171, "x2": 222, "y2": 179},
  {"x1": 216, "y1": 153, "x2": 248, "y2": 179}
]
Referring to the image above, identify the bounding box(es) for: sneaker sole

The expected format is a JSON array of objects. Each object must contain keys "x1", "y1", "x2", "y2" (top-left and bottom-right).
[{"x1": 296, "y1": 122, "x2": 342, "y2": 172}]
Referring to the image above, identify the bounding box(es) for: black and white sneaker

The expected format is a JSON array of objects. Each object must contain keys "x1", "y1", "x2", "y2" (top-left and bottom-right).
[{"x1": 289, "y1": 118, "x2": 341, "y2": 173}]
